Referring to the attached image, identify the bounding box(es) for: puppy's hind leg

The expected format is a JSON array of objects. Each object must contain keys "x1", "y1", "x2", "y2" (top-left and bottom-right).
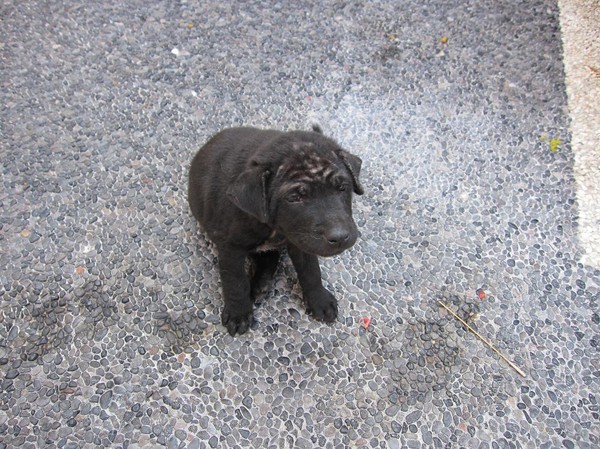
[{"x1": 249, "y1": 251, "x2": 280, "y2": 302}]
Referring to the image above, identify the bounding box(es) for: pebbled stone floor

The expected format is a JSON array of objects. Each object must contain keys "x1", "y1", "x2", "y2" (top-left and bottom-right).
[{"x1": 1, "y1": 1, "x2": 598, "y2": 448}]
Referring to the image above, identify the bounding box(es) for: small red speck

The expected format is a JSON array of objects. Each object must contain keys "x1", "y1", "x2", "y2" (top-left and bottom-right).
[
  {"x1": 359, "y1": 317, "x2": 371, "y2": 329},
  {"x1": 476, "y1": 289, "x2": 487, "y2": 300}
]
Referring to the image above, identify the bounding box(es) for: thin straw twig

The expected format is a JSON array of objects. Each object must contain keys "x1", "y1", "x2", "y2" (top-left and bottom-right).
[{"x1": 438, "y1": 301, "x2": 526, "y2": 378}]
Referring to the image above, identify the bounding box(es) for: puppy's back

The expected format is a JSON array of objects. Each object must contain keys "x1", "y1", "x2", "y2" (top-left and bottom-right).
[{"x1": 187, "y1": 127, "x2": 281, "y2": 225}]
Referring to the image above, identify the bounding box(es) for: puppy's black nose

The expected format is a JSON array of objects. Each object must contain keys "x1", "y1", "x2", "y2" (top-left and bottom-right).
[{"x1": 326, "y1": 228, "x2": 350, "y2": 246}]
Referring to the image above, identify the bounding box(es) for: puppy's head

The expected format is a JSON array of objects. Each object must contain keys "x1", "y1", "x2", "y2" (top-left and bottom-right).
[{"x1": 227, "y1": 130, "x2": 363, "y2": 256}]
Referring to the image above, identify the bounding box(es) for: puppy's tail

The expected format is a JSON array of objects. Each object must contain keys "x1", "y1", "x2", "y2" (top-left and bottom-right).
[{"x1": 311, "y1": 124, "x2": 323, "y2": 134}]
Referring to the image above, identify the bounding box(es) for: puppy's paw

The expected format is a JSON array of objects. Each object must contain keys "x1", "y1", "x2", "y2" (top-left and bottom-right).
[
  {"x1": 305, "y1": 288, "x2": 338, "y2": 323},
  {"x1": 250, "y1": 273, "x2": 273, "y2": 302},
  {"x1": 221, "y1": 307, "x2": 254, "y2": 336}
]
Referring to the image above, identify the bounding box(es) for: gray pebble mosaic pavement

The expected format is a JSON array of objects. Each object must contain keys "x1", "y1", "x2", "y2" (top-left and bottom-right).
[{"x1": 1, "y1": 1, "x2": 598, "y2": 448}]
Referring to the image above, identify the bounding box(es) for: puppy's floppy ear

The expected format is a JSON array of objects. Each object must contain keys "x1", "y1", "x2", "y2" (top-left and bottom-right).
[
  {"x1": 226, "y1": 164, "x2": 272, "y2": 223},
  {"x1": 338, "y1": 150, "x2": 364, "y2": 195}
]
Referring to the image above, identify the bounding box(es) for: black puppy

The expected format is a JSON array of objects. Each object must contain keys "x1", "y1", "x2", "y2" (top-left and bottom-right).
[{"x1": 188, "y1": 126, "x2": 363, "y2": 336}]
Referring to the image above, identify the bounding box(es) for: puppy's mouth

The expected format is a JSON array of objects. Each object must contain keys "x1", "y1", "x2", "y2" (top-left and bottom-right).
[{"x1": 285, "y1": 231, "x2": 356, "y2": 257}]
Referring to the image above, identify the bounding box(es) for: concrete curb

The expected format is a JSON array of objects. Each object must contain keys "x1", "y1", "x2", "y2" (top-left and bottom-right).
[{"x1": 558, "y1": 0, "x2": 600, "y2": 268}]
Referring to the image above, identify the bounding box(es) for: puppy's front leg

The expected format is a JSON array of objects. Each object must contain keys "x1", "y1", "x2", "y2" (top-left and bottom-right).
[
  {"x1": 288, "y1": 244, "x2": 338, "y2": 323},
  {"x1": 217, "y1": 245, "x2": 253, "y2": 336}
]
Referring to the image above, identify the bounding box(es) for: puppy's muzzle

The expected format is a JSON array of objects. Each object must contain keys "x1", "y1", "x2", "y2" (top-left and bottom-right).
[{"x1": 306, "y1": 223, "x2": 357, "y2": 256}]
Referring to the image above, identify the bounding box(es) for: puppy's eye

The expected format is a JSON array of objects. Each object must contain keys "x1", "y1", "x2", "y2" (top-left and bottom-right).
[
  {"x1": 287, "y1": 188, "x2": 306, "y2": 203},
  {"x1": 287, "y1": 193, "x2": 302, "y2": 203},
  {"x1": 338, "y1": 184, "x2": 348, "y2": 192}
]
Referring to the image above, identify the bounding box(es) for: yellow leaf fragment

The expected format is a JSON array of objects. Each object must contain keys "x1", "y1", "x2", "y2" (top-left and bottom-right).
[{"x1": 540, "y1": 134, "x2": 561, "y2": 153}]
